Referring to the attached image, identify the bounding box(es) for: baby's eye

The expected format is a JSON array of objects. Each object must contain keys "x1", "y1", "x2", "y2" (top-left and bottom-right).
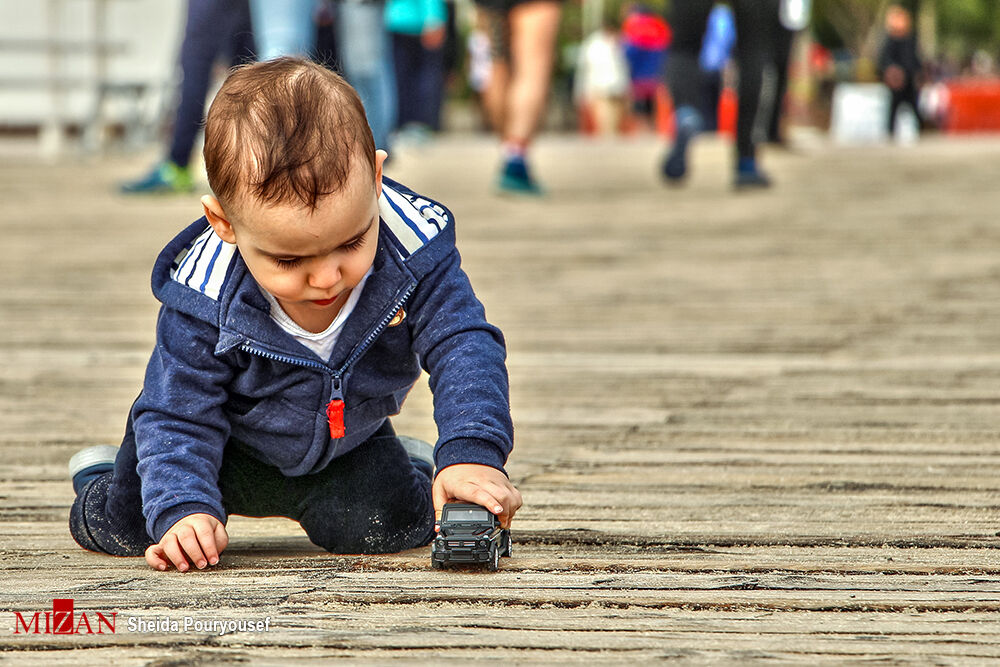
[
  {"x1": 273, "y1": 257, "x2": 303, "y2": 269},
  {"x1": 342, "y1": 236, "x2": 367, "y2": 252}
]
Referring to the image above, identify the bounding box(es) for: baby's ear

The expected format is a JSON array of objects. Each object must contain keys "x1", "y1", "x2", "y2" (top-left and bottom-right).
[
  {"x1": 374, "y1": 150, "x2": 388, "y2": 198},
  {"x1": 202, "y1": 195, "x2": 237, "y2": 244}
]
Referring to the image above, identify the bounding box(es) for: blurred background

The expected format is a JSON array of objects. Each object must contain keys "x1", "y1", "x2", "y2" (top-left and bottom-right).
[
  {"x1": 7, "y1": 9, "x2": 1000, "y2": 656},
  {"x1": 1, "y1": 0, "x2": 998, "y2": 162}
]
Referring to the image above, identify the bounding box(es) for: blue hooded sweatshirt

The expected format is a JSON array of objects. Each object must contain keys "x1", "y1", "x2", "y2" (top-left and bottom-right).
[{"x1": 131, "y1": 178, "x2": 512, "y2": 542}]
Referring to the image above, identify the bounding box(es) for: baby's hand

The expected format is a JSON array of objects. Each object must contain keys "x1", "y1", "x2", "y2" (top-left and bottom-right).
[
  {"x1": 144, "y1": 513, "x2": 228, "y2": 572},
  {"x1": 433, "y1": 464, "x2": 522, "y2": 528}
]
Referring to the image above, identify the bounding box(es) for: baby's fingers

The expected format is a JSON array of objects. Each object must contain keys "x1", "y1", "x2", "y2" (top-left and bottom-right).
[
  {"x1": 161, "y1": 534, "x2": 192, "y2": 572},
  {"x1": 461, "y1": 484, "x2": 506, "y2": 518},
  {"x1": 214, "y1": 521, "x2": 229, "y2": 554},
  {"x1": 176, "y1": 525, "x2": 208, "y2": 570},
  {"x1": 192, "y1": 522, "x2": 220, "y2": 567},
  {"x1": 144, "y1": 544, "x2": 170, "y2": 571},
  {"x1": 432, "y1": 479, "x2": 450, "y2": 520},
  {"x1": 493, "y1": 484, "x2": 523, "y2": 528}
]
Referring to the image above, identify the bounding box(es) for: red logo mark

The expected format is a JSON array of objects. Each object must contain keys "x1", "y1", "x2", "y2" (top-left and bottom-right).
[{"x1": 13, "y1": 599, "x2": 116, "y2": 634}]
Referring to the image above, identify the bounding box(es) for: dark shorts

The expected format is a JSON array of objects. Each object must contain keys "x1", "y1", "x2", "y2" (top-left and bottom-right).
[
  {"x1": 472, "y1": 0, "x2": 561, "y2": 13},
  {"x1": 473, "y1": 0, "x2": 563, "y2": 61}
]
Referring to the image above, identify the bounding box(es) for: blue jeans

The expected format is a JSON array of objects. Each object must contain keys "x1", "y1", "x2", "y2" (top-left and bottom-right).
[
  {"x1": 391, "y1": 32, "x2": 445, "y2": 131},
  {"x1": 169, "y1": 0, "x2": 255, "y2": 167},
  {"x1": 248, "y1": 0, "x2": 395, "y2": 150},
  {"x1": 336, "y1": 2, "x2": 396, "y2": 150},
  {"x1": 69, "y1": 414, "x2": 435, "y2": 556},
  {"x1": 248, "y1": 0, "x2": 316, "y2": 59}
]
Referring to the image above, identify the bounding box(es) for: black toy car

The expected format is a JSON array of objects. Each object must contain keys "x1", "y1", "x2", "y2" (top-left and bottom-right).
[{"x1": 431, "y1": 502, "x2": 512, "y2": 571}]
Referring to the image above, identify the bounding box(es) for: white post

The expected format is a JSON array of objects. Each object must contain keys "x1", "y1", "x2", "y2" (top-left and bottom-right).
[{"x1": 39, "y1": 0, "x2": 63, "y2": 159}]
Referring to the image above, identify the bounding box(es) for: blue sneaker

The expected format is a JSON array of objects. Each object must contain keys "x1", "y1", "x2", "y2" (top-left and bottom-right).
[
  {"x1": 498, "y1": 157, "x2": 543, "y2": 196},
  {"x1": 398, "y1": 436, "x2": 434, "y2": 479},
  {"x1": 662, "y1": 106, "x2": 703, "y2": 183},
  {"x1": 120, "y1": 161, "x2": 194, "y2": 194},
  {"x1": 69, "y1": 445, "x2": 119, "y2": 494},
  {"x1": 734, "y1": 157, "x2": 772, "y2": 189}
]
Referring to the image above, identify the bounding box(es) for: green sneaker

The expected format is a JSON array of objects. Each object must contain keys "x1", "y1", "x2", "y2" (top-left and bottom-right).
[
  {"x1": 120, "y1": 161, "x2": 194, "y2": 194},
  {"x1": 497, "y1": 157, "x2": 543, "y2": 196}
]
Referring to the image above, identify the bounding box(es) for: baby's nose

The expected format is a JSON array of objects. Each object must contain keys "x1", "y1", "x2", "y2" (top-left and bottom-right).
[{"x1": 309, "y1": 258, "x2": 341, "y2": 289}]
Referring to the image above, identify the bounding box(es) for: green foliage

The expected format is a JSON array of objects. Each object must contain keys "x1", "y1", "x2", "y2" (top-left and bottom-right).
[
  {"x1": 556, "y1": 0, "x2": 1000, "y2": 67},
  {"x1": 812, "y1": 0, "x2": 1000, "y2": 58},
  {"x1": 811, "y1": 0, "x2": 889, "y2": 54},
  {"x1": 935, "y1": 0, "x2": 1000, "y2": 54}
]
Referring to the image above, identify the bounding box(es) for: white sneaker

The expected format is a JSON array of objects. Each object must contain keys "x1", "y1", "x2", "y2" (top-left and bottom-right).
[{"x1": 69, "y1": 445, "x2": 119, "y2": 493}]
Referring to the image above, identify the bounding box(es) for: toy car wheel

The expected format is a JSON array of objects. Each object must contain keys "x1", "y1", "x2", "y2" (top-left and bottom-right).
[
  {"x1": 487, "y1": 545, "x2": 500, "y2": 572},
  {"x1": 505, "y1": 539, "x2": 512, "y2": 558},
  {"x1": 432, "y1": 559, "x2": 444, "y2": 570}
]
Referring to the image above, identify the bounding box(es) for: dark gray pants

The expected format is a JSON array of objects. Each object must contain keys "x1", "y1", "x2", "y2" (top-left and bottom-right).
[
  {"x1": 666, "y1": 0, "x2": 780, "y2": 161},
  {"x1": 70, "y1": 416, "x2": 435, "y2": 557}
]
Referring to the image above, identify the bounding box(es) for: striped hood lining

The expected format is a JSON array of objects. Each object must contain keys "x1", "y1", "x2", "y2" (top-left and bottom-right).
[
  {"x1": 377, "y1": 181, "x2": 449, "y2": 258},
  {"x1": 169, "y1": 226, "x2": 237, "y2": 301},
  {"x1": 169, "y1": 182, "x2": 450, "y2": 302}
]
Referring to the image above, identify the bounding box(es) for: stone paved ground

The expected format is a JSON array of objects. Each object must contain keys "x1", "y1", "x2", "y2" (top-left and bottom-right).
[{"x1": 3, "y1": 132, "x2": 1000, "y2": 664}]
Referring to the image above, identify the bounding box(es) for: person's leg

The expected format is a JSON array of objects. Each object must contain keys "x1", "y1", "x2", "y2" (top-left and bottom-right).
[
  {"x1": 501, "y1": 0, "x2": 560, "y2": 147},
  {"x1": 475, "y1": 5, "x2": 510, "y2": 135},
  {"x1": 415, "y1": 39, "x2": 447, "y2": 130},
  {"x1": 887, "y1": 88, "x2": 904, "y2": 136},
  {"x1": 661, "y1": 0, "x2": 711, "y2": 182},
  {"x1": 296, "y1": 429, "x2": 435, "y2": 553},
  {"x1": 665, "y1": 0, "x2": 711, "y2": 111},
  {"x1": 767, "y1": 24, "x2": 794, "y2": 144},
  {"x1": 485, "y1": 0, "x2": 559, "y2": 193},
  {"x1": 700, "y1": 69, "x2": 722, "y2": 132},
  {"x1": 248, "y1": 0, "x2": 316, "y2": 60},
  {"x1": 336, "y1": 2, "x2": 396, "y2": 150},
  {"x1": 121, "y1": 0, "x2": 231, "y2": 193},
  {"x1": 392, "y1": 32, "x2": 420, "y2": 129},
  {"x1": 218, "y1": 422, "x2": 435, "y2": 554},
  {"x1": 167, "y1": 0, "x2": 256, "y2": 168},
  {"x1": 167, "y1": 0, "x2": 227, "y2": 169},
  {"x1": 70, "y1": 414, "x2": 434, "y2": 558},
  {"x1": 731, "y1": 0, "x2": 777, "y2": 187},
  {"x1": 906, "y1": 83, "x2": 923, "y2": 131},
  {"x1": 69, "y1": 409, "x2": 153, "y2": 557},
  {"x1": 439, "y1": 1, "x2": 459, "y2": 131},
  {"x1": 226, "y1": 0, "x2": 257, "y2": 68}
]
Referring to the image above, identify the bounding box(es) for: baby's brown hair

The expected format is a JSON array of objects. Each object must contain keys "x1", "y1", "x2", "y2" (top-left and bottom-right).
[{"x1": 203, "y1": 57, "x2": 376, "y2": 213}]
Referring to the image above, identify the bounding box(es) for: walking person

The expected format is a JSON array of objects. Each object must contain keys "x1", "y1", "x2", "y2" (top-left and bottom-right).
[
  {"x1": 877, "y1": 4, "x2": 923, "y2": 138},
  {"x1": 473, "y1": 0, "x2": 562, "y2": 194},
  {"x1": 767, "y1": 0, "x2": 811, "y2": 145},
  {"x1": 121, "y1": 0, "x2": 255, "y2": 194},
  {"x1": 621, "y1": 4, "x2": 670, "y2": 132},
  {"x1": 660, "y1": 0, "x2": 780, "y2": 189}
]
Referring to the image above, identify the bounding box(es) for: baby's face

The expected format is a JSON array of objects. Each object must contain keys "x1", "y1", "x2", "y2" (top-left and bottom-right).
[{"x1": 223, "y1": 151, "x2": 385, "y2": 333}]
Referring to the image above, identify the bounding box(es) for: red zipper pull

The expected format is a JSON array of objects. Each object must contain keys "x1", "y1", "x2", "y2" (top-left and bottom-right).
[{"x1": 326, "y1": 399, "x2": 345, "y2": 438}]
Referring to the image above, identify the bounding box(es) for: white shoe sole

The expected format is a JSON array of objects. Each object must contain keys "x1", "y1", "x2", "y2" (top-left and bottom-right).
[{"x1": 68, "y1": 445, "x2": 120, "y2": 477}]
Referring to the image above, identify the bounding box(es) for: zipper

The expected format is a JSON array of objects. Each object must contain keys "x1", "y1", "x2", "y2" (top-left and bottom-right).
[
  {"x1": 237, "y1": 282, "x2": 416, "y2": 439},
  {"x1": 236, "y1": 344, "x2": 329, "y2": 372},
  {"x1": 326, "y1": 375, "x2": 345, "y2": 438},
  {"x1": 335, "y1": 283, "x2": 416, "y2": 375}
]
